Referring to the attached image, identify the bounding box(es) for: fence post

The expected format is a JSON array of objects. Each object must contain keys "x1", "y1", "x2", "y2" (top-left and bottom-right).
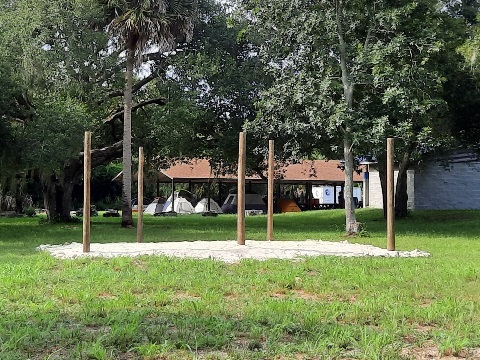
[
  {"x1": 137, "y1": 147, "x2": 144, "y2": 243},
  {"x1": 83, "y1": 131, "x2": 91, "y2": 253},
  {"x1": 387, "y1": 137, "x2": 395, "y2": 251},
  {"x1": 237, "y1": 132, "x2": 246, "y2": 245},
  {"x1": 267, "y1": 140, "x2": 274, "y2": 241}
]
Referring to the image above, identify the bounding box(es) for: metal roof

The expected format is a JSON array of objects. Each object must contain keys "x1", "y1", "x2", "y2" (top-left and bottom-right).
[{"x1": 152, "y1": 159, "x2": 363, "y2": 185}]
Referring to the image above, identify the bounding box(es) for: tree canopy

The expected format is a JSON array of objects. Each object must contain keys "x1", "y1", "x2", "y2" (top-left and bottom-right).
[
  {"x1": 0, "y1": 0, "x2": 479, "y2": 227},
  {"x1": 240, "y1": 0, "x2": 471, "y2": 223}
]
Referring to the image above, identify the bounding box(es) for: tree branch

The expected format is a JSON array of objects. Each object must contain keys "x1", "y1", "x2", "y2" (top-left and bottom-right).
[
  {"x1": 75, "y1": 140, "x2": 123, "y2": 169},
  {"x1": 101, "y1": 73, "x2": 157, "y2": 101},
  {"x1": 102, "y1": 97, "x2": 167, "y2": 123},
  {"x1": 90, "y1": 140, "x2": 123, "y2": 168},
  {"x1": 143, "y1": 52, "x2": 168, "y2": 62},
  {"x1": 336, "y1": 0, "x2": 354, "y2": 107},
  {"x1": 99, "y1": 53, "x2": 168, "y2": 103},
  {"x1": 62, "y1": 140, "x2": 124, "y2": 190}
]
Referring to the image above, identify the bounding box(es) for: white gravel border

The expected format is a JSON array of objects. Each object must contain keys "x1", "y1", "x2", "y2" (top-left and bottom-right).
[{"x1": 37, "y1": 240, "x2": 430, "y2": 263}]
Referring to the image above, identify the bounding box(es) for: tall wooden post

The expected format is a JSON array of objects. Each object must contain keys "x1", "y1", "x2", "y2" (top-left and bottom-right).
[
  {"x1": 387, "y1": 137, "x2": 395, "y2": 251},
  {"x1": 363, "y1": 166, "x2": 370, "y2": 208},
  {"x1": 83, "y1": 131, "x2": 91, "y2": 253},
  {"x1": 267, "y1": 140, "x2": 274, "y2": 241},
  {"x1": 219, "y1": 181, "x2": 223, "y2": 209},
  {"x1": 237, "y1": 132, "x2": 246, "y2": 245},
  {"x1": 137, "y1": 147, "x2": 144, "y2": 243},
  {"x1": 171, "y1": 178, "x2": 175, "y2": 212}
]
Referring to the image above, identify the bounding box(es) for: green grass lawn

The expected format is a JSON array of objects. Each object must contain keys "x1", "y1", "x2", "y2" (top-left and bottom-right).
[{"x1": 0, "y1": 209, "x2": 479, "y2": 359}]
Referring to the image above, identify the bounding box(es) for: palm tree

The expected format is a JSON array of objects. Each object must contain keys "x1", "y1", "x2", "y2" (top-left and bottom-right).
[{"x1": 106, "y1": 0, "x2": 195, "y2": 227}]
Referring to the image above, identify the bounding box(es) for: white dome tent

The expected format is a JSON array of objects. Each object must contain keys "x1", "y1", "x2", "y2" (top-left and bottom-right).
[
  {"x1": 195, "y1": 198, "x2": 223, "y2": 214},
  {"x1": 162, "y1": 193, "x2": 195, "y2": 214}
]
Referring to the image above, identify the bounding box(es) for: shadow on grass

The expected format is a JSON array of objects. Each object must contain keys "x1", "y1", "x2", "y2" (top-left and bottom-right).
[{"x1": 0, "y1": 301, "x2": 394, "y2": 359}]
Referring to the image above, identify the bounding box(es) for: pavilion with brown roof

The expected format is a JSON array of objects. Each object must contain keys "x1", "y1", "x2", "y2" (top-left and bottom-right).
[
  {"x1": 150, "y1": 159, "x2": 363, "y2": 210},
  {"x1": 155, "y1": 158, "x2": 363, "y2": 185}
]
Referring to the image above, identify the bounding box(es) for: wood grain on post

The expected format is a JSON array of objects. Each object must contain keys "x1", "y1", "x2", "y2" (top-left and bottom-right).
[
  {"x1": 237, "y1": 132, "x2": 246, "y2": 245},
  {"x1": 83, "y1": 131, "x2": 91, "y2": 253},
  {"x1": 387, "y1": 137, "x2": 395, "y2": 251},
  {"x1": 137, "y1": 147, "x2": 144, "y2": 243},
  {"x1": 267, "y1": 140, "x2": 274, "y2": 241}
]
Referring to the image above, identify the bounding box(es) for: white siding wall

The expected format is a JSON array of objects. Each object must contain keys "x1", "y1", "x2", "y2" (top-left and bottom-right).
[
  {"x1": 367, "y1": 169, "x2": 415, "y2": 209},
  {"x1": 414, "y1": 161, "x2": 480, "y2": 210},
  {"x1": 367, "y1": 160, "x2": 480, "y2": 210},
  {"x1": 407, "y1": 170, "x2": 415, "y2": 209},
  {"x1": 368, "y1": 169, "x2": 386, "y2": 209}
]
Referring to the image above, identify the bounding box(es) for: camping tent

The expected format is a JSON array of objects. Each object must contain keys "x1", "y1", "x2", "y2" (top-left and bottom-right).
[
  {"x1": 221, "y1": 193, "x2": 267, "y2": 214},
  {"x1": 195, "y1": 198, "x2": 223, "y2": 214},
  {"x1": 175, "y1": 189, "x2": 198, "y2": 208},
  {"x1": 162, "y1": 194, "x2": 195, "y2": 214},
  {"x1": 144, "y1": 197, "x2": 166, "y2": 215},
  {"x1": 278, "y1": 199, "x2": 301, "y2": 213}
]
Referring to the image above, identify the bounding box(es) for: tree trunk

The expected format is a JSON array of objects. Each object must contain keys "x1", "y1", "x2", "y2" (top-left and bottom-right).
[
  {"x1": 395, "y1": 151, "x2": 411, "y2": 218},
  {"x1": 344, "y1": 134, "x2": 358, "y2": 234},
  {"x1": 379, "y1": 149, "x2": 412, "y2": 219},
  {"x1": 56, "y1": 177, "x2": 75, "y2": 222},
  {"x1": 43, "y1": 173, "x2": 57, "y2": 221},
  {"x1": 41, "y1": 172, "x2": 74, "y2": 222},
  {"x1": 377, "y1": 154, "x2": 388, "y2": 219},
  {"x1": 55, "y1": 181, "x2": 65, "y2": 219},
  {"x1": 40, "y1": 141, "x2": 123, "y2": 223},
  {"x1": 58, "y1": 159, "x2": 85, "y2": 222},
  {"x1": 336, "y1": 0, "x2": 357, "y2": 234},
  {"x1": 121, "y1": 49, "x2": 134, "y2": 227}
]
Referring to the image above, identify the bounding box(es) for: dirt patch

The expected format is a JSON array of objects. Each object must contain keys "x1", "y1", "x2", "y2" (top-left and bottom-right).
[
  {"x1": 132, "y1": 259, "x2": 148, "y2": 270},
  {"x1": 412, "y1": 324, "x2": 438, "y2": 333},
  {"x1": 31, "y1": 347, "x2": 73, "y2": 360},
  {"x1": 173, "y1": 291, "x2": 201, "y2": 301},
  {"x1": 401, "y1": 341, "x2": 480, "y2": 359},
  {"x1": 223, "y1": 291, "x2": 238, "y2": 300},
  {"x1": 193, "y1": 350, "x2": 230, "y2": 359},
  {"x1": 97, "y1": 291, "x2": 116, "y2": 299},
  {"x1": 271, "y1": 291, "x2": 287, "y2": 299},
  {"x1": 291, "y1": 289, "x2": 322, "y2": 301}
]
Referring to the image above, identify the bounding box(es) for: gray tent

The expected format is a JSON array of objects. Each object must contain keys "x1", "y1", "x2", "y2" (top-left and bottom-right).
[
  {"x1": 221, "y1": 193, "x2": 267, "y2": 214},
  {"x1": 144, "y1": 197, "x2": 166, "y2": 215}
]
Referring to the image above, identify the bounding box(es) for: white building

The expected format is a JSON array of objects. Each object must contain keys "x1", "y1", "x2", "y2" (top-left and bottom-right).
[{"x1": 368, "y1": 153, "x2": 480, "y2": 210}]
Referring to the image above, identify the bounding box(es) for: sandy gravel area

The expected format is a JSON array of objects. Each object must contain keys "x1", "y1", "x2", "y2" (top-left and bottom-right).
[{"x1": 37, "y1": 240, "x2": 430, "y2": 263}]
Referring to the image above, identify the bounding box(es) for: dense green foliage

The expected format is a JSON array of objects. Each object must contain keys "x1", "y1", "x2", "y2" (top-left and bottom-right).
[
  {"x1": 1, "y1": 0, "x2": 480, "y2": 227},
  {"x1": 0, "y1": 65, "x2": 22, "y2": 171},
  {"x1": 239, "y1": 0, "x2": 475, "y2": 222},
  {"x1": 1, "y1": 210, "x2": 479, "y2": 358},
  {"x1": 241, "y1": 0, "x2": 451, "y2": 153}
]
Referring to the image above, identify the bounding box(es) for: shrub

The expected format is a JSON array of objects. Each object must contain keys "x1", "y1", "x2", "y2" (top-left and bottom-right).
[{"x1": 23, "y1": 207, "x2": 36, "y2": 217}]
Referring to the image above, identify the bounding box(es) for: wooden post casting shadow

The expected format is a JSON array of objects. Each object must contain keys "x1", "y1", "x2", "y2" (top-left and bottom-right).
[
  {"x1": 83, "y1": 131, "x2": 91, "y2": 253},
  {"x1": 237, "y1": 132, "x2": 246, "y2": 245},
  {"x1": 267, "y1": 140, "x2": 274, "y2": 241},
  {"x1": 137, "y1": 147, "x2": 144, "y2": 243},
  {"x1": 387, "y1": 137, "x2": 395, "y2": 251}
]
